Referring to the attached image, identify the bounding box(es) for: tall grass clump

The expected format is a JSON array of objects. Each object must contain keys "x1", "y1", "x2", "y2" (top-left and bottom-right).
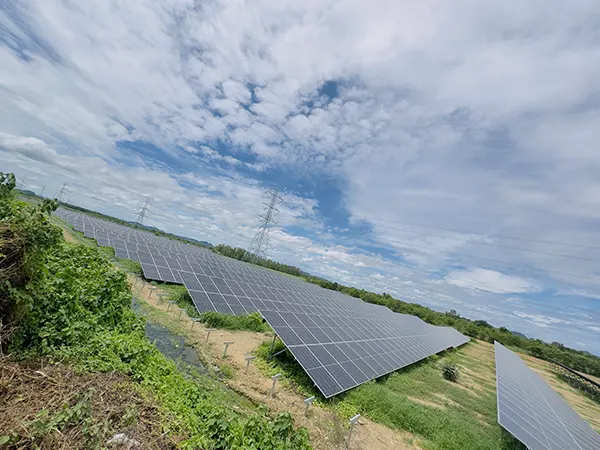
[
  {"x1": 441, "y1": 361, "x2": 460, "y2": 382},
  {"x1": 200, "y1": 310, "x2": 271, "y2": 333}
]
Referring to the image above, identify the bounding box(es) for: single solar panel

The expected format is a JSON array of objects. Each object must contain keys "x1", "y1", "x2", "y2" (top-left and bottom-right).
[{"x1": 494, "y1": 342, "x2": 600, "y2": 450}]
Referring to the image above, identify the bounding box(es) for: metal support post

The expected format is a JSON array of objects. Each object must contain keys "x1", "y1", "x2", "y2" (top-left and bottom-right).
[
  {"x1": 245, "y1": 355, "x2": 256, "y2": 373},
  {"x1": 223, "y1": 341, "x2": 234, "y2": 358},
  {"x1": 205, "y1": 328, "x2": 216, "y2": 343},
  {"x1": 270, "y1": 373, "x2": 281, "y2": 397},
  {"x1": 347, "y1": 414, "x2": 361, "y2": 446},
  {"x1": 167, "y1": 301, "x2": 175, "y2": 312},
  {"x1": 304, "y1": 396, "x2": 315, "y2": 416}
]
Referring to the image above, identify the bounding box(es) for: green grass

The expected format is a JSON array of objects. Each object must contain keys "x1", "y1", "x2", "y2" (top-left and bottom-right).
[
  {"x1": 152, "y1": 285, "x2": 272, "y2": 333},
  {"x1": 259, "y1": 342, "x2": 525, "y2": 450},
  {"x1": 116, "y1": 258, "x2": 143, "y2": 276},
  {"x1": 254, "y1": 339, "x2": 322, "y2": 400},
  {"x1": 150, "y1": 282, "x2": 201, "y2": 318},
  {"x1": 199, "y1": 310, "x2": 272, "y2": 333}
]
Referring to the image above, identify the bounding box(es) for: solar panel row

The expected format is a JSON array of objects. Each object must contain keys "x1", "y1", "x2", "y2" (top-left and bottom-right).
[
  {"x1": 494, "y1": 342, "x2": 600, "y2": 450},
  {"x1": 55, "y1": 208, "x2": 469, "y2": 397}
]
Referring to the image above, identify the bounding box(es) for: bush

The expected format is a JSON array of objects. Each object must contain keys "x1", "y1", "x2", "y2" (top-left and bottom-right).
[
  {"x1": 200, "y1": 311, "x2": 271, "y2": 333},
  {"x1": 441, "y1": 361, "x2": 460, "y2": 382},
  {"x1": 0, "y1": 173, "x2": 61, "y2": 326},
  {"x1": 167, "y1": 285, "x2": 201, "y2": 318}
]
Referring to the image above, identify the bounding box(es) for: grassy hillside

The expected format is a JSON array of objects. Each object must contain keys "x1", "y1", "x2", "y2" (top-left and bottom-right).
[{"x1": 1, "y1": 174, "x2": 311, "y2": 449}]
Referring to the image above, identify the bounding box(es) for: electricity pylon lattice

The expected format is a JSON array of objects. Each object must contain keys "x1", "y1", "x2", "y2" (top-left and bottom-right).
[
  {"x1": 56, "y1": 184, "x2": 67, "y2": 202},
  {"x1": 136, "y1": 198, "x2": 150, "y2": 224},
  {"x1": 245, "y1": 190, "x2": 283, "y2": 263}
]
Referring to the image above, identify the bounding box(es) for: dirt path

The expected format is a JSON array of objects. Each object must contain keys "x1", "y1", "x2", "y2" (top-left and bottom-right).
[{"x1": 129, "y1": 276, "x2": 421, "y2": 450}]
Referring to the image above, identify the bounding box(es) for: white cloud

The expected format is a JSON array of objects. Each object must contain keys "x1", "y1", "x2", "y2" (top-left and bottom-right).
[
  {"x1": 2, "y1": 0, "x2": 600, "y2": 354},
  {"x1": 445, "y1": 268, "x2": 540, "y2": 294},
  {"x1": 513, "y1": 312, "x2": 571, "y2": 328}
]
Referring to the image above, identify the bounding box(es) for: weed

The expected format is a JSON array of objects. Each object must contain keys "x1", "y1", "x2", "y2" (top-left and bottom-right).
[
  {"x1": 3, "y1": 389, "x2": 110, "y2": 449},
  {"x1": 219, "y1": 363, "x2": 234, "y2": 378},
  {"x1": 200, "y1": 310, "x2": 272, "y2": 333},
  {"x1": 442, "y1": 361, "x2": 460, "y2": 382},
  {"x1": 153, "y1": 282, "x2": 201, "y2": 318}
]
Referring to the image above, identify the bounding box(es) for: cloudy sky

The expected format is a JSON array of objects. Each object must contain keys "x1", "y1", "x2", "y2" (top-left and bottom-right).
[{"x1": 2, "y1": 1, "x2": 600, "y2": 354}]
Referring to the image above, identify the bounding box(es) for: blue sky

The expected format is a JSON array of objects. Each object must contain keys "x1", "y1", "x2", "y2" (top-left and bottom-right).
[{"x1": 1, "y1": 0, "x2": 600, "y2": 355}]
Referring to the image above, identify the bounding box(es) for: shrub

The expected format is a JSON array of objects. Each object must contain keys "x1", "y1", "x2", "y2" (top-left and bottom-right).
[
  {"x1": 1, "y1": 173, "x2": 61, "y2": 326},
  {"x1": 200, "y1": 311, "x2": 271, "y2": 333},
  {"x1": 441, "y1": 361, "x2": 460, "y2": 382}
]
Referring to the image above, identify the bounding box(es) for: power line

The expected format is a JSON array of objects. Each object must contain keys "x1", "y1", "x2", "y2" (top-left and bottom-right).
[
  {"x1": 352, "y1": 215, "x2": 600, "y2": 251},
  {"x1": 245, "y1": 189, "x2": 283, "y2": 263}
]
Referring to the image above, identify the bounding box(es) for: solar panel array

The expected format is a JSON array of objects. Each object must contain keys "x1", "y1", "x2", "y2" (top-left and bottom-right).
[
  {"x1": 494, "y1": 342, "x2": 600, "y2": 450},
  {"x1": 55, "y1": 208, "x2": 469, "y2": 397}
]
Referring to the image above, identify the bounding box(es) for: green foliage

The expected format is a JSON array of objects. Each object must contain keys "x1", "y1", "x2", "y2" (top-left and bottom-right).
[
  {"x1": 254, "y1": 340, "x2": 321, "y2": 400},
  {"x1": 8, "y1": 242, "x2": 310, "y2": 449},
  {"x1": 219, "y1": 363, "x2": 234, "y2": 378},
  {"x1": 213, "y1": 244, "x2": 303, "y2": 277},
  {"x1": 118, "y1": 258, "x2": 143, "y2": 276},
  {"x1": 441, "y1": 361, "x2": 460, "y2": 382},
  {"x1": 11, "y1": 243, "x2": 138, "y2": 352},
  {"x1": 159, "y1": 283, "x2": 201, "y2": 318},
  {"x1": 1, "y1": 173, "x2": 61, "y2": 325},
  {"x1": 200, "y1": 310, "x2": 272, "y2": 333}
]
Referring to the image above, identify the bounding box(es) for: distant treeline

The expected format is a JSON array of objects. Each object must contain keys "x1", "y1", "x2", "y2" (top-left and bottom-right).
[
  {"x1": 214, "y1": 243, "x2": 600, "y2": 378},
  {"x1": 213, "y1": 244, "x2": 305, "y2": 277}
]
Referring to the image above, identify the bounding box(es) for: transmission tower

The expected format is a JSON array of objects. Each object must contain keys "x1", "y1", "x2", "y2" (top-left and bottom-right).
[
  {"x1": 136, "y1": 198, "x2": 150, "y2": 224},
  {"x1": 245, "y1": 190, "x2": 283, "y2": 262},
  {"x1": 56, "y1": 183, "x2": 67, "y2": 202}
]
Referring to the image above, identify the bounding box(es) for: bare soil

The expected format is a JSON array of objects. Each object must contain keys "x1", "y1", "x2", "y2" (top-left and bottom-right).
[{"x1": 0, "y1": 357, "x2": 172, "y2": 449}]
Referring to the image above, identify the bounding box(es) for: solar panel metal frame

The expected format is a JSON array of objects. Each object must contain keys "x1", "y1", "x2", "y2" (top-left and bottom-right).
[{"x1": 494, "y1": 341, "x2": 600, "y2": 450}]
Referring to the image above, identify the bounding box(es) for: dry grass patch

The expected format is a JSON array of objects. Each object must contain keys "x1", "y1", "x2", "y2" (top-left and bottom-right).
[{"x1": 0, "y1": 357, "x2": 171, "y2": 449}]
